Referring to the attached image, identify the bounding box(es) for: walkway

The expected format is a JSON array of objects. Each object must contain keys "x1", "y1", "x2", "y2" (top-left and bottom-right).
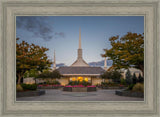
[{"x1": 16, "y1": 88, "x2": 144, "y2": 101}]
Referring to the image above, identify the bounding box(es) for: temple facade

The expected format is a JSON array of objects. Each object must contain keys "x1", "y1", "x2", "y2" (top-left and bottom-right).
[
  {"x1": 56, "y1": 29, "x2": 105, "y2": 85},
  {"x1": 23, "y1": 29, "x2": 143, "y2": 85}
]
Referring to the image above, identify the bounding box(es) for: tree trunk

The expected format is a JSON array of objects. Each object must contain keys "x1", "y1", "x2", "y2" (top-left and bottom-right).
[{"x1": 17, "y1": 74, "x2": 22, "y2": 84}]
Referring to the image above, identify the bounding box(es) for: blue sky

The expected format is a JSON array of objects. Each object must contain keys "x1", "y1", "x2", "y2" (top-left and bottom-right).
[{"x1": 16, "y1": 16, "x2": 144, "y2": 66}]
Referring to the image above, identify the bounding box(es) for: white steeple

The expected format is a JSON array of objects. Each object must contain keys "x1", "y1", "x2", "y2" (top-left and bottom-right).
[
  {"x1": 104, "y1": 57, "x2": 107, "y2": 70},
  {"x1": 71, "y1": 29, "x2": 89, "y2": 67},
  {"x1": 53, "y1": 50, "x2": 56, "y2": 70},
  {"x1": 79, "y1": 28, "x2": 81, "y2": 49}
]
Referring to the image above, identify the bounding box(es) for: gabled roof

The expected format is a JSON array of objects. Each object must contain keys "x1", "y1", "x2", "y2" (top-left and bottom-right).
[
  {"x1": 57, "y1": 66, "x2": 105, "y2": 76},
  {"x1": 71, "y1": 58, "x2": 89, "y2": 67}
]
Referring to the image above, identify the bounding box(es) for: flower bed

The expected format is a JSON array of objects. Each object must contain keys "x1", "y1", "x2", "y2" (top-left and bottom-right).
[
  {"x1": 63, "y1": 85, "x2": 96, "y2": 92},
  {"x1": 37, "y1": 84, "x2": 63, "y2": 89}
]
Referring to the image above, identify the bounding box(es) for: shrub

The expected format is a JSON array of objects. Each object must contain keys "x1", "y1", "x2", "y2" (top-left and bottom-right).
[
  {"x1": 132, "y1": 83, "x2": 144, "y2": 92},
  {"x1": 68, "y1": 80, "x2": 90, "y2": 86},
  {"x1": 52, "y1": 80, "x2": 60, "y2": 85},
  {"x1": 101, "y1": 82, "x2": 108, "y2": 88},
  {"x1": 16, "y1": 84, "x2": 23, "y2": 91},
  {"x1": 127, "y1": 84, "x2": 135, "y2": 90},
  {"x1": 21, "y1": 84, "x2": 37, "y2": 91},
  {"x1": 120, "y1": 78, "x2": 126, "y2": 85}
]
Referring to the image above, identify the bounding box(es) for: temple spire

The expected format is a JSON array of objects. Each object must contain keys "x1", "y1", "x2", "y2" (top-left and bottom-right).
[
  {"x1": 71, "y1": 29, "x2": 89, "y2": 67},
  {"x1": 104, "y1": 57, "x2": 107, "y2": 71},
  {"x1": 53, "y1": 50, "x2": 56, "y2": 70},
  {"x1": 79, "y1": 28, "x2": 81, "y2": 49}
]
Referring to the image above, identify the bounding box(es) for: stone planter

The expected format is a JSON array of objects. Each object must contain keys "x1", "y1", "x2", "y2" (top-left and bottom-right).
[
  {"x1": 38, "y1": 86, "x2": 62, "y2": 89},
  {"x1": 87, "y1": 87, "x2": 96, "y2": 92},
  {"x1": 17, "y1": 90, "x2": 45, "y2": 97},
  {"x1": 63, "y1": 87, "x2": 97, "y2": 92},
  {"x1": 63, "y1": 87, "x2": 72, "y2": 91},
  {"x1": 115, "y1": 90, "x2": 144, "y2": 98},
  {"x1": 72, "y1": 87, "x2": 87, "y2": 92}
]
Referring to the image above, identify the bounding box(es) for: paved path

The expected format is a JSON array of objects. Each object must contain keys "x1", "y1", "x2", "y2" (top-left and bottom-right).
[{"x1": 16, "y1": 89, "x2": 144, "y2": 101}]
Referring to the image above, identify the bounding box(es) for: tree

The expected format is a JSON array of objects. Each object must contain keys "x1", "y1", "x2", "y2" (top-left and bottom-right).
[
  {"x1": 37, "y1": 70, "x2": 61, "y2": 79},
  {"x1": 132, "y1": 73, "x2": 137, "y2": 84},
  {"x1": 111, "y1": 70, "x2": 121, "y2": 83},
  {"x1": 125, "y1": 69, "x2": 132, "y2": 85},
  {"x1": 102, "y1": 32, "x2": 144, "y2": 75},
  {"x1": 100, "y1": 71, "x2": 112, "y2": 79},
  {"x1": 138, "y1": 73, "x2": 144, "y2": 83},
  {"x1": 16, "y1": 38, "x2": 52, "y2": 84},
  {"x1": 24, "y1": 69, "x2": 39, "y2": 78}
]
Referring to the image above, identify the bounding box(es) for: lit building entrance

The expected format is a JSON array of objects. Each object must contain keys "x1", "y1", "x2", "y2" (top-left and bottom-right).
[{"x1": 69, "y1": 77, "x2": 91, "y2": 83}]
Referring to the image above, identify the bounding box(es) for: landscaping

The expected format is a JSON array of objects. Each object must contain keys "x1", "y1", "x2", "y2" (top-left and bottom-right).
[
  {"x1": 63, "y1": 85, "x2": 96, "y2": 92},
  {"x1": 115, "y1": 83, "x2": 144, "y2": 98},
  {"x1": 115, "y1": 69, "x2": 144, "y2": 98},
  {"x1": 63, "y1": 81, "x2": 96, "y2": 92},
  {"x1": 16, "y1": 84, "x2": 45, "y2": 97},
  {"x1": 97, "y1": 82, "x2": 126, "y2": 89}
]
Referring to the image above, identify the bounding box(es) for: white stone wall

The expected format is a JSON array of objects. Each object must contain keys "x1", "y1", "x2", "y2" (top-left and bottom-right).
[
  {"x1": 92, "y1": 78, "x2": 102, "y2": 85},
  {"x1": 23, "y1": 77, "x2": 35, "y2": 84},
  {"x1": 57, "y1": 78, "x2": 69, "y2": 86},
  {"x1": 122, "y1": 68, "x2": 143, "y2": 79}
]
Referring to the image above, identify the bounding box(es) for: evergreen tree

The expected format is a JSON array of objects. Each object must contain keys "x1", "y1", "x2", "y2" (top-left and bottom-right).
[
  {"x1": 125, "y1": 69, "x2": 132, "y2": 85},
  {"x1": 138, "y1": 73, "x2": 144, "y2": 83},
  {"x1": 111, "y1": 70, "x2": 121, "y2": 83},
  {"x1": 132, "y1": 73, "x2": 137, "y2": 84}
]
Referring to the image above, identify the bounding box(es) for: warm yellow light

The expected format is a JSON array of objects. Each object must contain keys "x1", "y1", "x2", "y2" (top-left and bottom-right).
[
  {"x1": 84, "y1": 78, "x2": 88, "y2": 82},
  {"x1": 72, "y1": 77, "x2": 76, "y2": 81},
  {"x1": 77, "y1": 77, "x2": 83, "y2": 81}
]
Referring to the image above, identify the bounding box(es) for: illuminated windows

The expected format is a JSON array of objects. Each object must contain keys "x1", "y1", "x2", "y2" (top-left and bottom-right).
[{"x1": 69, "y1": 77, "x2": 91, "y2": 82}]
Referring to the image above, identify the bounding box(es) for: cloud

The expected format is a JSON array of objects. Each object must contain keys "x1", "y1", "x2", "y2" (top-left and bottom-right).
[{"x1": 16, "y1": 16, "x2": 64, "y2": 40}]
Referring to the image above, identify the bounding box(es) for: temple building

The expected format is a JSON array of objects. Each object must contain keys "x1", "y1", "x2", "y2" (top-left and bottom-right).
[
  {"x1": 56, "y1": 29, "x2": 105, "y2": 85},
  {"x1": 23, "y1": 29, "x2": 143, "y2": 85}
]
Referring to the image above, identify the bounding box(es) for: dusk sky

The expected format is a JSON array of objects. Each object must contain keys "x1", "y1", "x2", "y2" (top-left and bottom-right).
[{"x1": 16, "y1": 16, "x2": 144, "y2": 66}]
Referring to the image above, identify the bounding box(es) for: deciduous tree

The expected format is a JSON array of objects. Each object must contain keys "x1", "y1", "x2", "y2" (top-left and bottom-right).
[
  {"x1": 102, "y1": 32, "x2": 144, "y2": 75},
  {"x1": 37, "y1": 70, "x2": 61, "y2": 79},
  {"x1": 16, "y1": 38, "x2": 52, "y2": 84}
]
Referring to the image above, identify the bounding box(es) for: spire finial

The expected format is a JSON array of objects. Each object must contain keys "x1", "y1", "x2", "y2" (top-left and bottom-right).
[
  {"x1": 53, "y1": 49, "x2": 56, "y2": 70},
  {"x1": 79, "y1": 28, "x2": 81, "y2": 49},
  {"x1": 104, "y1": 57, "x2": 107, "y2": 70}
]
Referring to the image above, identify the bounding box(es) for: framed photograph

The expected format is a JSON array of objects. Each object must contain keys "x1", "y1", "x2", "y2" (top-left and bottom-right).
[{"x1": 0, "y1": 0, "x2": 159, "y2": 117}]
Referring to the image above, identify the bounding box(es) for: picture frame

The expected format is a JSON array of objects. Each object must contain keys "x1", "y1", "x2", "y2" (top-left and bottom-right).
[{"x1": 0, "y1": 0, "x2": 159, "y2": 117}]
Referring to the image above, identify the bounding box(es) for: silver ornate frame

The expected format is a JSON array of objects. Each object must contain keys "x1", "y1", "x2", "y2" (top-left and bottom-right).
[{"x1": 0, "y1": 0, "x2": 159, "y2": 117}]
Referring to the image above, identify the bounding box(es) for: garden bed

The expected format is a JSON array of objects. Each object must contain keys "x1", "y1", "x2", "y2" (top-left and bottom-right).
[
  {"x1": 115, "y1": 90, "x2": 144, "y2": 98},
  {"x1": 17, "y1": 90, "x2": 45, "y2": 97}
]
